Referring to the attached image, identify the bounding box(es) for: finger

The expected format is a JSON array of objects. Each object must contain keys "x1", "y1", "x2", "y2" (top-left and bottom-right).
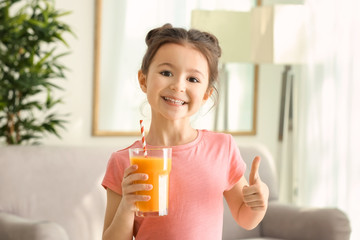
[
  {"x1": 243, "y1": 191, "x2": 261, "y2": 203},
  {"x1": 123, "y1": 183, "x2": 153, "y2": 195},
  {"x1": 125, "y1": 172, "x2": 148, "y2": 183},
  {"x1": 245, "y1": 201, "x2": 267, "y2": 211},
  {"x1": 250, "y1": 206, "x2": 266, "y2": 211},
  {"x1": 122, "y1": 173, "x2": 148, "y2": 190},
  {"x1": 122, "y1": 194, "x2": 151, "y2": 204},
  {"x1": 242, "y1": 185, "x2": 260, "y2": 196},
  {"x1": 249, "y1": 156, "x2": 261, "y2": 185},
  {"x1": 121, "y1": 195, "x2": 151, "y2": 212},
  {"x1": 123, "y1": 164, "x2": 138, "y2": 179},
  {"x1": 244, "y1": 199, "x2": 264, "y2": 206}
]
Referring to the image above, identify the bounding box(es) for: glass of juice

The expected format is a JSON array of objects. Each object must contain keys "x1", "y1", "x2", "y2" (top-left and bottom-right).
[{"x1": 129, "y1": 148, "x2": 172, "y2": 217}]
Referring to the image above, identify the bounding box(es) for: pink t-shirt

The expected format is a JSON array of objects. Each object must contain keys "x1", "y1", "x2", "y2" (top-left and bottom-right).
[{"x1": 102, "y1": 130, "x2": 246, "y2": 240}]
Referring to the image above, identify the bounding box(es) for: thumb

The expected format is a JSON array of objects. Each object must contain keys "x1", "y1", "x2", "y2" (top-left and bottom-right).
[{"x1": 249, "y1": 156, "x2": 261, "y2": 185}]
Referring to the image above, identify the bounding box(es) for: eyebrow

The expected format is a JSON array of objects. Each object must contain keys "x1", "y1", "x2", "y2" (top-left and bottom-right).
[
  {"x1": 157, "y1": 62, "x2": 174, "y2": 68},
  {"x1": 156, "y1": 62, "x2": 206, "y2": 78}
]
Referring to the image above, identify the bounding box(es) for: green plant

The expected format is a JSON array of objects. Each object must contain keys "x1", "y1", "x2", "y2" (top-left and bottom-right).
[{"x1": 0, "y1": 0, "x2": 74, "y2": 144}]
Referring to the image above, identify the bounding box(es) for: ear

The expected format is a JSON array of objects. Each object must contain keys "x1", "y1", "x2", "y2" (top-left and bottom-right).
[
  {"x1": 203, "y1": 87, "x2": 214, "y2": 102},
  {"x1": 138, "y1": 70, "x2": 147, "y2": 93}
]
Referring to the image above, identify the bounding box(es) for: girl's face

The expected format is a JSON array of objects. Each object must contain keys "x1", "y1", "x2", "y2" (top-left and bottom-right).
[{"x1": 139, "y1": 43, "x2": 213, "y2": 123}]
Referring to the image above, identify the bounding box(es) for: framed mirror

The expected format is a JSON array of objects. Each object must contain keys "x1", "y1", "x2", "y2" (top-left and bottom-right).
[{"x1": 92, "y1": 0, "x2": 259, "y2": 136}]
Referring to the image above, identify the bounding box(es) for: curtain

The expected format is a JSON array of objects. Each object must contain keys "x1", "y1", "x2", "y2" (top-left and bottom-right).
[{"x1": 296, "y1": 0, "x2": 360, "y2": 239}]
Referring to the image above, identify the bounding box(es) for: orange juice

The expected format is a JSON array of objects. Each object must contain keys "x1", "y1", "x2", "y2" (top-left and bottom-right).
[{"x1": 129, "y1": 148, "x2": 172, "y2": 217}]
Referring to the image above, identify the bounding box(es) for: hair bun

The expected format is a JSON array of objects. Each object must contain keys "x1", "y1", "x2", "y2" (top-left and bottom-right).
[
  {"x1": 145, "y1": 23, "x2": 173, "y2": 46},
  {"x1": 204, "y1": 32, "x2": 222, "y2": 58}
]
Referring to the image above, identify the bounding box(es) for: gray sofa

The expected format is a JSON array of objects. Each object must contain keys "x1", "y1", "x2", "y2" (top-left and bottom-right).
[{"x1": 0, "y1": 145, "x2": 351, "y2": 240}]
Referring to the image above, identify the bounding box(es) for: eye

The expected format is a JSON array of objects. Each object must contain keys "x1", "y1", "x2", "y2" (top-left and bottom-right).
[
  {"x1": 160, "y1": 71, "x2": 173, "y2": 77},
  {"x1": 188, "y1": 77, "x2": 200, "y2": 83}
]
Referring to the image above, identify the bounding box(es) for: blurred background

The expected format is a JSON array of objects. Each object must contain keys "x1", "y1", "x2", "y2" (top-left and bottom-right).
[{"x1": 1, "y1": 0, "x2": 359, "y2": 239}]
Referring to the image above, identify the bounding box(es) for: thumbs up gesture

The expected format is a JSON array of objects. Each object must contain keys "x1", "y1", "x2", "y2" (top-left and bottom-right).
[{"x1": 242, "y1": 156, "x2": 269, "y2": 211}]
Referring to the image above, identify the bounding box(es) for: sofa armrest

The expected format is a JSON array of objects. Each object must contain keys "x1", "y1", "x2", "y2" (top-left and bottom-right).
[
  {"x1": 261, "y1": 202, "x2": 351, "y2": 240},
  {"x1": 0, "y1": 212, "x2": 69, "y2": 240}
]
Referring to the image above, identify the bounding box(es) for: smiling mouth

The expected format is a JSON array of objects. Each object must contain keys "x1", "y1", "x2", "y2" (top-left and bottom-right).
[{"x1": 162, "y1": 96, "x2": 186, "y2": 105}]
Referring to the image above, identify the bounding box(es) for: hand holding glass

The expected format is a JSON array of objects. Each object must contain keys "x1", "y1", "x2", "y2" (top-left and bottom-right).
[{"x1": 129, "y1": 148, "x2": 172, "y2": 217}]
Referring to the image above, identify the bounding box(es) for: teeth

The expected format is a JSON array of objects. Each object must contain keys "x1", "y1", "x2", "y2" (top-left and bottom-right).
[{"x1": 164, "y1": 97, "x2": 185, "y2": 105}]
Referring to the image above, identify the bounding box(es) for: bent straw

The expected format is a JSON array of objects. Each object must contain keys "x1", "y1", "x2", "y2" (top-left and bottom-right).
[{"x1": 139, "y1": 120, "x2": 147, "y2": 157}]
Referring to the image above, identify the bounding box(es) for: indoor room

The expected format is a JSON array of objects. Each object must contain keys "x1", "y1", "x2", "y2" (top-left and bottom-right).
[{"x1": 0, "y1": 0, "x2": 358, "y2": 239}]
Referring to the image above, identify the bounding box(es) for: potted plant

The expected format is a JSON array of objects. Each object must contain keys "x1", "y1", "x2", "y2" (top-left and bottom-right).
[{"x1": 0, "y1": 0, "x2": 74, "y2": 145}]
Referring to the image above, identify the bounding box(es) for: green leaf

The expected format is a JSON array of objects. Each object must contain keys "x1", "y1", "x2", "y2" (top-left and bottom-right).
[
  {"x1": 35, "y1": 48, "x2": 55, "y2": 67},
  {"x1": 44, "y1": 82, "x2": 64, "y2": 90},
  {"x1": 27, "y1": 19, "x2": 47, "y2": 28},
  {"x1": 21, "y1": 101, "x2": 43, "y2": 110},
  {"x1": 53, "y1": 51, "x2": 71, "y2": 60},
  {"x1": 0, "y1": 0, "x2": 73, "y2": 145},
  {"x1": 53, "y1": 32, "x2": 69, "y2": 47}
]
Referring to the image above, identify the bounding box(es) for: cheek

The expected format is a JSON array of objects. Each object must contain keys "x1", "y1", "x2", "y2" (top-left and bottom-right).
[
  {"x1": 192, "y1": 89, "x2": 209, "y2": 103},
  {"x1": 145, "y1": 80, "x2": 158, "y2": 95},
  {"x1": 145, "y1": 79, "x2": 163, "y2": 103},
  {"x1": 147, "y1": 75, "x2": 164, "y2": 89}
]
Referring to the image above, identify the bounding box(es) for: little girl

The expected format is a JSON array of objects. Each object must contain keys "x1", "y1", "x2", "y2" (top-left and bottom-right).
[{"x1": 101, "y1": 24, "x2": 269, "y2": 240}]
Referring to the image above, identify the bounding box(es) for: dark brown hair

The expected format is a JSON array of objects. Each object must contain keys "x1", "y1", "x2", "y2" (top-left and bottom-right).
[{"x1": 140, "y1": 23, "x2": 222, "y2": 101}]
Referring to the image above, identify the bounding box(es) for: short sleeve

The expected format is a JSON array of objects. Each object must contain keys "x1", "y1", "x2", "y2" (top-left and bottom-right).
[
  {"x1": 101, "y1": 150, "x2": 130, "y2": 195},
  {"x1": 225, "y1": 135, "x2": 246, "y2": 191}
]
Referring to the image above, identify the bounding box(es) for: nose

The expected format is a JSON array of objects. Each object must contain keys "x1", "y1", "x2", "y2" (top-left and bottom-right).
[{"x1": 169, "y1": 77, "x2": 185, "y2": 92}]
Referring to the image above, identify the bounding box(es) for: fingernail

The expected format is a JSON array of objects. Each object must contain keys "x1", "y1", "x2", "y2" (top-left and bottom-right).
[
  {"x1": 147, "y1": 184, "x2": 153, "y2": 190},
  {"x1": 143, "y1": 174, "x2": 148, "y2": 180}
]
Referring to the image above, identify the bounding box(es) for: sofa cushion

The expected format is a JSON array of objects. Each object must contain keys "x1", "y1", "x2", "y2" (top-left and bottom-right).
[
  {"x1": 240, "y1": 238, "x2": 284, "y2": 240},
  {"x1": 0, "y1": 212, "x2": 69, "y2": 240},
  {"x1": 0, "y1": 146, "x2": 114, "y2": 240}
]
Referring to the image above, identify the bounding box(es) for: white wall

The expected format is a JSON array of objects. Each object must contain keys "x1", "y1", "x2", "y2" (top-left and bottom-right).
[
  {"x1": 45, "y1": 0, "x2": 291, "y2": 163},
  {"x1": 47, "y1": 0, "x2": 140, "y2": 149}
]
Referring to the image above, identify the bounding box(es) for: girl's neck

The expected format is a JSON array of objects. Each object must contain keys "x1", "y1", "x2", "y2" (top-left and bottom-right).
[{"x1": 146, "y1": 121, "x2": 198, "y2": 146}]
